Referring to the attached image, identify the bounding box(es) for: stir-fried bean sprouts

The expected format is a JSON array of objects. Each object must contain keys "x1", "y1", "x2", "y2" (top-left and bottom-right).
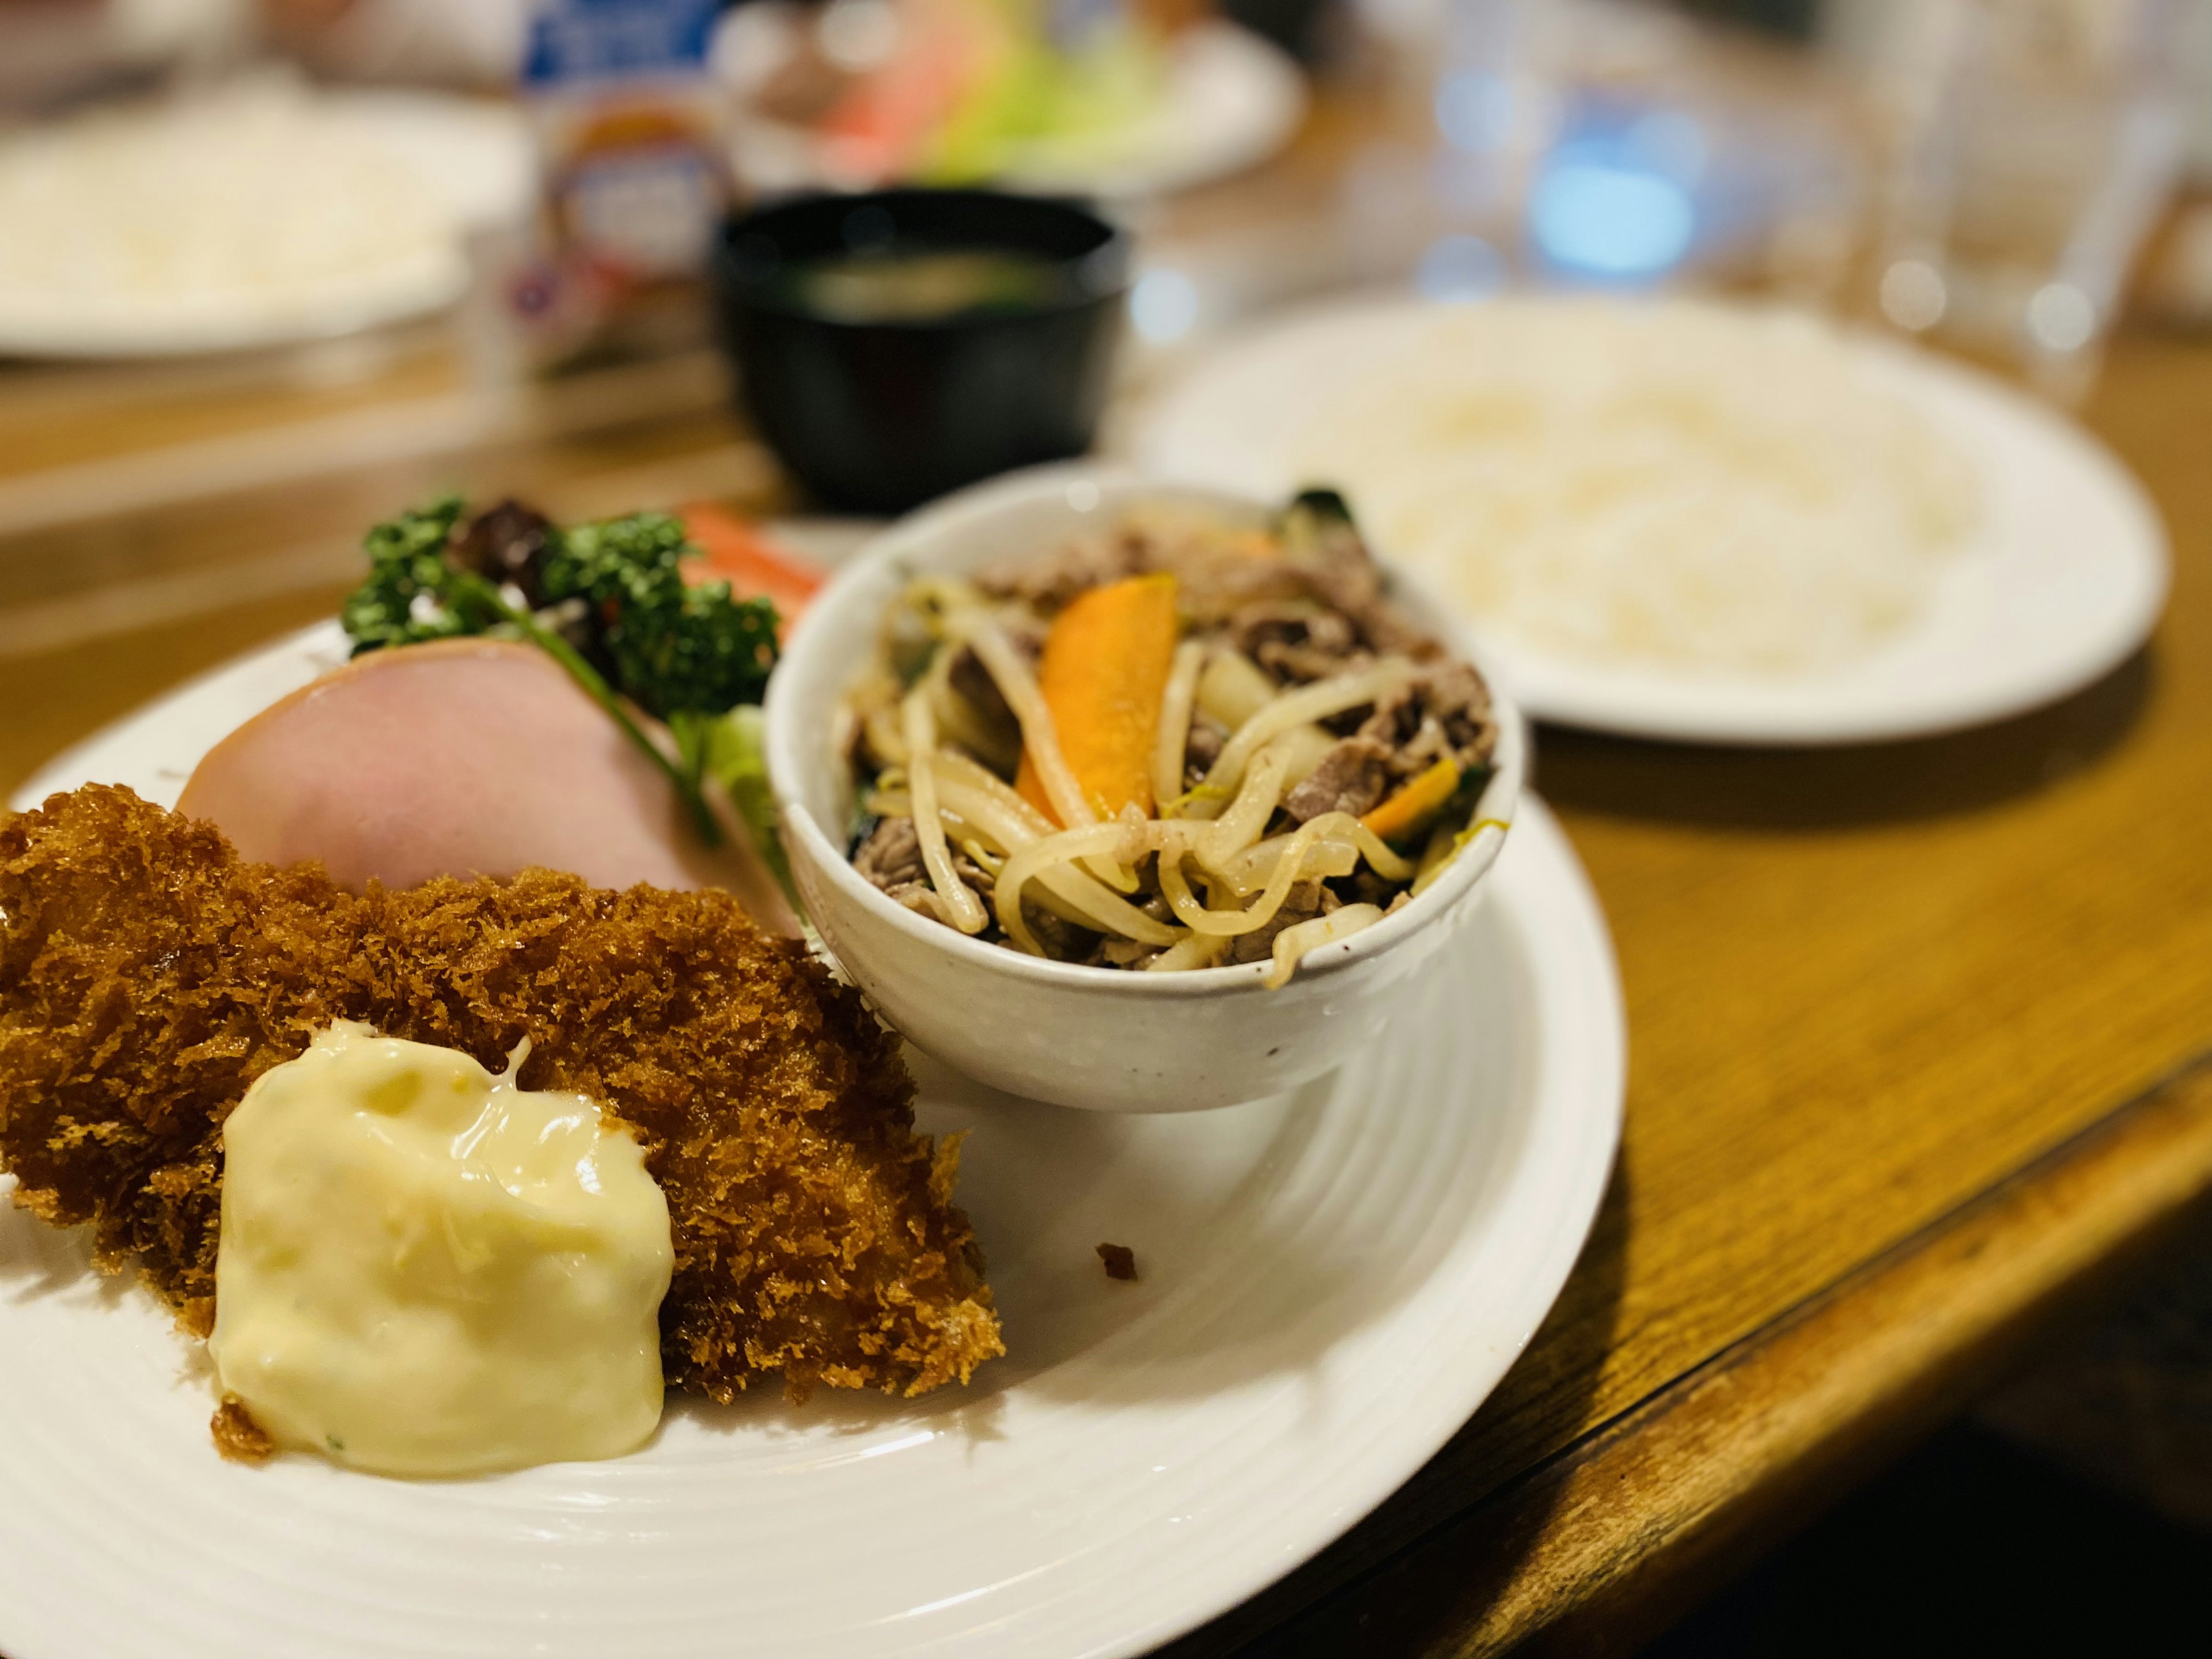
[
  {"x1": 996, "y1": 822, "x2": 1150, "y2": 955},
  {"x1": 959, "y1": 616, "x2": 1093, "y2": 830},
  {"x1": 1195, "y1": 649, "x2": 1276, "y2": 730},
  {"x1": 925, "y1": 765, "x2": 1177, "y2": 942},
  {"x1": 1158, "y1": 815, "x2": 1331, "y2": 938},
  {"x1": 1152, "y1": 640, "x2": 1207, "y2": 815},
  {"x1": 956, "y1": 614, "x2": 1138, "y2": 892},
  {"x1": 1316, "y1": 811, "x2": 1417, "y2": 882},
  {"x1": 1147, "y1": 931, "x2": 1231, "y2": 971},
  {"x1": 902, "y1": 691, "x2": 988, "y2": 934},
  {"x1": 1199, "y1": 658, "x2": 1419, "y2": 803},
  {"x1": 1196, "y1": 744, "x2": 1291, "y2": 870},
  {"x1": 1411, "y1": 817, "x2": 1510, "y2": 898},
  {"x1": 840, "y1": 498, "x2": 1504, "y2": 983},
  {"x1": 1218, "y1": 831, "x2": 1361, "y2": 896},
  {"x1": 925, "y1": 646, "x2": 1018, "y2": 775},
  {"x1": 1264, "y1": 904, "x2": 1385, "y2": 990},
  {"x1": 937, "y1": 749, "x2": 1054, "y2": 832},
  {"x1": 862, "y1": 700, "x2": 907, "y2": 769}
]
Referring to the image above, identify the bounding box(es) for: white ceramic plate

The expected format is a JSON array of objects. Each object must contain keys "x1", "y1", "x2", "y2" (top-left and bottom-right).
[
  {"x1": 2, "y1": 625, "x2": 1622, "y2": 1659},
  {"x1": 0, "y1": 246, "x2": 469, "y2": 361},
  {"x1": 728, "y1": 21, "x2": 1306, "y2": 202},
  {"x1": 0, "y1": 89, "x2": 521, "y2": 360},
  {"x1": 1132, "y1": 297, "x2": 2170, "y2": 746},
  {"x1": 995, "y1": 22, "x2": 1308, "y2": 200}
]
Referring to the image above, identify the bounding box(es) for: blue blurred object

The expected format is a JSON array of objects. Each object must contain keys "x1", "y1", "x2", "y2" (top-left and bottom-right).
[
  {"x1": 524, "y1": 0, "x2": 720, "y2": 82},
  {"x1": 1391, "y1": 0, "x2": 1859, "y2": 301},
  {"x1": 1130, "y1": 268, "x2": 1202, "y2": 341},
  {"x1": 1434, "y1": 69, "x2": 1521, "y2": 155},
  {"x1": 1528, "y1": 103, "x2": 1705, "y2": 281},
  {"x1": 1530, "y1": 156, "x2": 1696, "y2": 278}
]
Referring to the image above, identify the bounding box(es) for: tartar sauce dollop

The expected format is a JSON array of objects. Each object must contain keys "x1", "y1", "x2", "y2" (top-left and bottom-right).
[{"x1": 208, "y1": 1021, "x2": 672, "y2": 1476}]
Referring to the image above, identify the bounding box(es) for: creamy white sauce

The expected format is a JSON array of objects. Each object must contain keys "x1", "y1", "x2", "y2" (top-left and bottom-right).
[{"x1": 208, "y1": 1021, "x2": 673, "y2": 1478}]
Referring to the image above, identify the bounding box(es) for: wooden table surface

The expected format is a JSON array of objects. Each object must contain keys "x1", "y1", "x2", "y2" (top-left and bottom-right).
[{"x1": 6, "y1": 104, "x2": 2212, "y2": 1659}]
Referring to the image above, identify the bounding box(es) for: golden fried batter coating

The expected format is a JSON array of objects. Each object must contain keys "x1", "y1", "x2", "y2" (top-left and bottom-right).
[{"x1": 0, "y1": 785, "x2": 1001, "y2": 1400}]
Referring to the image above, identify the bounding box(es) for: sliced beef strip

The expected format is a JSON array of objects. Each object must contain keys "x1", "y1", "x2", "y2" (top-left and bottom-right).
[
  {"x1": 944, "y1": 611, "x2": 1043, "y2": 734},
  {"x1": 1355, "y1": 662, "x2": 1499, "y2": 784},
  {"x1": 1338, "y1": 868, "x2": 1400, "y2": 910},
  {"x1": 880, "y1": 879, "x2": 943, "y2": 917},
  {"x1": 1229, "y1": 601, "x2": 1353, "y2": 658},
  {"x1": 856, "y1": 817, "x2": 995, "y2": 914},
  {"x1": 1092, "y1": 937, "x2": 1163, "y2": 969},
  {"x1": 946, "y1": 646, "x2": 1010, "y2": 729},
  {"x1": 1229, "y1": 602, "x2": 1370, "y2": 685},
  {"x1": 853, "y1": 815, "x2": 923, "y2": 891},
  {"x1": 1225, "y1": 879, "x2": 1341, "y2": 965},
  {"x1": 1184, "y1": 715, "x2": 1226, "y2": 775},
  {"x1": 976, "y1": 531, "x2": 1149, "y2": 611},
  {"x1": 1154, "y1": 541, "x2": 1272, "y2": 619},
  {"x1": 1013, "y1": 901, "x2": 1093, "y2": 961},
  {"x1": 1281, "y1": 737, "x2": 1393, "y2": 823},
  {"x1": 1278, "y1": 516, "x2": 1441, "y2": 659},
  {"x1": 1304, "y1": 567, "x2": 1436, "y2": 660},
  {"x1": 1262, "y1": 638, "x2": 1375, "y2": 684},
  {"x1": 950, "y1": 850, "x2": 997, "y2": 902}
]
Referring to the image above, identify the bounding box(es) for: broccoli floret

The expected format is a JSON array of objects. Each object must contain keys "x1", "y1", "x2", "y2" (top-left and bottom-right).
[{"x1": 338, "y1": 498, "x2": 784, "y2": 850}]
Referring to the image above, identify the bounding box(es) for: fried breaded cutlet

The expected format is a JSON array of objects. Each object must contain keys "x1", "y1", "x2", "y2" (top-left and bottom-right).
[{"x1": 0, "y1": 785, "x2": 1002, "y2": 1401}]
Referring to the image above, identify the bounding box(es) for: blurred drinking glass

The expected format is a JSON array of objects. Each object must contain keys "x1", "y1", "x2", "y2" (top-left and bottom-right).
[{"x1": 1868, "y1": 0, "x2": 2187, "y2": 399}]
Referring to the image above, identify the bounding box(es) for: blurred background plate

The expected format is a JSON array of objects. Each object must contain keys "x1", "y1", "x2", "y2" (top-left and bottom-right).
[
  {"x1": 1133, "y1": 294, "x2": 2171, "y2": 747},
  {"x1": 0, "y1": 84, "x2": 529, "y2": 360},
  {"x1": 726, "y1": 19, "x2": 1305, "y2": 202},
  {"x1": 991, "y1": 20, "x2": 1308, "y2": 198},
  {"x1": 0, "y1": 257, "x2": 468, "y2": 361}
]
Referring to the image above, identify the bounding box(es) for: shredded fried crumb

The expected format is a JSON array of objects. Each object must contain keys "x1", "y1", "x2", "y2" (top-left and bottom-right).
[
  {"x1": 1096, "y1": 1243, "x2": 1137, "y2": 1282},
  {"x1": 211, "y1": 1395, "x2": 275, "y2": 1463},
  {"x1": 0, "y1": 785, "x2": 1002, "y2": 1407}
]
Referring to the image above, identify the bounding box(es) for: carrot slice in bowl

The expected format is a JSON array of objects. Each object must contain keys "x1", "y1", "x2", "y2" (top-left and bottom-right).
[{"x1": 1016, "y1": 573, "x2": 1180, "y2": 824}]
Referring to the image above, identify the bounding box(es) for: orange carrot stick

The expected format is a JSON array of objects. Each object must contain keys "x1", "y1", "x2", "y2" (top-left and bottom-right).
[
  {"x1": 1361, "y1": 756, "x2": 1461, "y2": 843},
  {"x1": 1016, "y1": 574, "x2": 1180, "y2": 824},
  {"x1": 678, "y1": 502, "x2": 824, "y2": 641}
]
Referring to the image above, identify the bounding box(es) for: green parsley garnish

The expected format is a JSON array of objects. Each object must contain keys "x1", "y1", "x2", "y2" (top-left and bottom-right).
[{"x1": 340, "y1": 497, "x2": 781, "y2": 847}]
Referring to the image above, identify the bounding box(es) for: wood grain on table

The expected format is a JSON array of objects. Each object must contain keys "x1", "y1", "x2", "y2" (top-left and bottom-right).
[{"x1": 3, "y1": 320, "x2": 2209, "y2": 1659}]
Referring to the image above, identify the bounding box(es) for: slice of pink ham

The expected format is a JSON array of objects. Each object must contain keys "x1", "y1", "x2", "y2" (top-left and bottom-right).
[{"x1": 177, "y1": 637, "x2": 800, "y2": 935}]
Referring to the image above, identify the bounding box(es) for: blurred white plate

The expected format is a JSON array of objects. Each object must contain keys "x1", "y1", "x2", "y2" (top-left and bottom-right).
[
  {"x1": 0, "y1": 89, "x2": 530, "y2": 359},
  {"x1": 0, "y1": 253, "x2": 470, "y2": 360},
  {"x1": 730, "y1": 21, "x2": 1306, "y2": 201},
  {"x1": 1133, "y1": 297, "x2": 2170, "y2": 746},
  {"x1": 2, "y1": 626, "x2": 1621, "y2": 1659},
  {"x1": 320, "y1": 91, "x2": 538, "y2": 236},
  {"x1": 997, "y1": 22, "x2": 1306, "y2": 199}
]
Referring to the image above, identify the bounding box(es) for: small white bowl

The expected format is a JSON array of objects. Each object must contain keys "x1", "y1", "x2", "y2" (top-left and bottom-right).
[{"x1": 763, "y1": 464, "x2": 1525, "y2": 1112}]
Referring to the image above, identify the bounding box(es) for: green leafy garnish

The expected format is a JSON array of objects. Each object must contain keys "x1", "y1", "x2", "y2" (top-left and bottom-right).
[
  {"x1": 339, "y1": 497, "x2": 497, "y2": 651},
  {"x1": 339, "y1": 497, "x2": 783, "y2": 849},
  {"x1": 543, "y1": 512, "x2": 779, "y2": 723},
  {"x1": 702, "y1": 704, "x2": 797, "y2": 907}
]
